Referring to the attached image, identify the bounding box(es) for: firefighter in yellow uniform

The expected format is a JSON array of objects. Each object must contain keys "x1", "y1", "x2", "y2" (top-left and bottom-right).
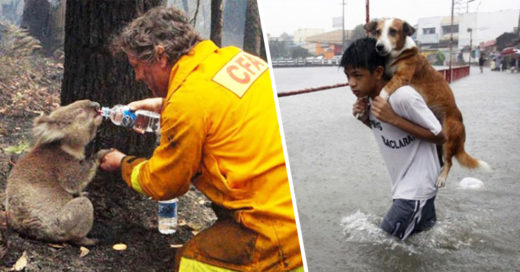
[{"x1": 100, "y1": 7, "x2": 304, "y2": 272}]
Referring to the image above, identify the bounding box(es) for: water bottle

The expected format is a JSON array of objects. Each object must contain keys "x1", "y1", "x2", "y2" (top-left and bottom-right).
[
  {"x1": 157, "y1": 198, "x2": 178, "y2": 234},
  {"x1": 100, "y1": 104, "x2": 160, "y2": 133}
]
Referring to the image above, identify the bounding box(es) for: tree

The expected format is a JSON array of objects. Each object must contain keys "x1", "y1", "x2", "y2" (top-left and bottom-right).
[
  {"x1": 291, "y1": 46, "x2": 310, "y2": 59},
  {"x1": 268, "y1": 39, "x2": 289, "y2": 59},
  {"x1": 243, "y1": 0, "x2": 262, "y2": 57},
  {"x1": 46, "y1": 0, "x2": 66, "y2": 55},
  {"x1": 20, "y1": 0, "x2": 50, "y2": 52},
  {"x1": 210, "y1": 0, "x2": 223, "y2": 46},
  {"x1": 62, "y1": 0, "x2": 164, "y2": 157},
  {"x1": 435, "y1": 51, "x2": 446, "y2": 65},
  {"x1": 60, "y1": 2, "x2": 187, "y2": 270},
  {"x1": 20, "y1": 0, "x2": 66, "y2": 55}
]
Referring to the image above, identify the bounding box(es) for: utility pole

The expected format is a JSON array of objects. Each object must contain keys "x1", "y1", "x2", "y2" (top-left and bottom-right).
[
  {"x1": 449, "y1": 0, "x2": 454, "y2": 83},
  {"x1": 366, "y1": 0, "x2": 370, "y2": 24},
  {"x1": 342, "y1": 0, "x2": 346, "y2": 50},
  {"x1": 365, "y1": 0, "x2": 370, "y2": 36},
  {"x1": 467, "y1": 28, "x2": 472, "y2": 69},
  {"x1": 466, "y1": 0, "x2": 475, "y2": 13}
]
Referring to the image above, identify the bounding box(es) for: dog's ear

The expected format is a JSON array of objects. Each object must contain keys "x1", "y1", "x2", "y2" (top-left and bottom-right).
[
  {"x1": 403, "y1": 22, "x2": 415, "y2": 37},
  {"x1": 364, "y1": 20, "x2": 378, "y2": 36}
]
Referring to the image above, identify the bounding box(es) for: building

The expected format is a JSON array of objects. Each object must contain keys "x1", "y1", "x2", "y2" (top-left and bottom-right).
[
  {"x1": 415, "y1": 9, "x2": 519, "y2": 64},
  {"x1": 416, "y1": 9, "x2": 519, "y2": 50},
  {"x1": 304, "y1": 29, "x2": 352, "y2": 59},
  {"x1": 293, "y1": 28, "x2": 325, "y2": 45}
]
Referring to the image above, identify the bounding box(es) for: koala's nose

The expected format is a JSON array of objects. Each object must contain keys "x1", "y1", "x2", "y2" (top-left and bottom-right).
[
  {"x1": 88, "y1": 101, "x2": 101, "y2": 111},
  {"x1": 376, "y1": 44, "x2": 385, "y2": 52}
]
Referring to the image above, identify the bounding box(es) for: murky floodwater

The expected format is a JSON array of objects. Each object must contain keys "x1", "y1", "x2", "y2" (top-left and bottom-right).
[{"x1": 274, "y1": 66, "x2": 520, "y2": 271}]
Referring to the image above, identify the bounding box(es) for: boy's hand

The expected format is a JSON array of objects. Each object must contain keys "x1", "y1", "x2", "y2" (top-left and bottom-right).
[
  {"x1": 352, "y1": 97, "x2": 368, "y2": 116},
  {"x1": 371, "y1": 96, "x2": 399, "y2": 125},
  {"x1": 353, "y1": 97, "x2": 369, "y2": 123}
]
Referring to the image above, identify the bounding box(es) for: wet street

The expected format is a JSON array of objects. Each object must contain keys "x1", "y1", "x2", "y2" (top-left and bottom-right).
[{"x1": 275, "y1": 66, "x2": 520, "y2": 271}]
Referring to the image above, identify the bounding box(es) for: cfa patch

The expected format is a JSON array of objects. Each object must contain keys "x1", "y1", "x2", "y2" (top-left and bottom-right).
[{"x1": 212, "y1": 51, "x2": 268, "y2": 98}]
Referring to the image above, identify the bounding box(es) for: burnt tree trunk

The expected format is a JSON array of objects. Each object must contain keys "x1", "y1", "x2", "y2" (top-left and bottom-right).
[
  {"x1": 243, "y1": 0, "x2": 265, "y2": 59},
  {"x1": 62, "y1": 0, "x2": 163, "y2": 157},
  {"x1": 21, "y1": 0, "x2": 67, "y2": 56},
  {"x1": 62, "y1": 0, "x2": 164, "y2": 243},
  {"x1": 60, "y1": 2, "x2": 186, "y2": 270},
  {"x1": 21, "y1": 0, "x2": 51, "y2": 52},
  {"x1": 210, "y1": 0, "x2": 223, "y2": 47},
  {"x1": 46, "y1": 0, "x2": 66, "y2": 55}
]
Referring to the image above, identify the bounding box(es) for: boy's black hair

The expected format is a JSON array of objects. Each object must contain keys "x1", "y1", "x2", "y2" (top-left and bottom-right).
[{"x1": 339, "y1": 37, "x2": 387, "y2": 73}]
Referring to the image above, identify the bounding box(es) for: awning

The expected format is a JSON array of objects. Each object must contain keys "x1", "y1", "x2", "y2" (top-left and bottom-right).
[
  {"x1": 501, "y1": 47, "x2": 520, "y2": 56},
  {"x1": 480, "y1": 40, "x2": 496, "y2": 48}
]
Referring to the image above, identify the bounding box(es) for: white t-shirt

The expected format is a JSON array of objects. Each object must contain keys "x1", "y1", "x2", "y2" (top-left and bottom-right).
[{"x1": 368, "y1": 86, "x2": 442, "y2": 200}]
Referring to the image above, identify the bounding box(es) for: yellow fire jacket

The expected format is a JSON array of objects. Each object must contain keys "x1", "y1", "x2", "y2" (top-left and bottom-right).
[{"x1": 120, "y1": 40, "x2": 302, "y2": 271}]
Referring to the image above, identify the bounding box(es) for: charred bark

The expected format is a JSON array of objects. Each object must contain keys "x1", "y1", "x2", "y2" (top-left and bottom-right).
[
  {"x1": 243, "y1": 0, "x2": 265, "y2": 59},
  {"x1": 20, "y1": 0, "x2": 50, "y2": 52},
  {"x1": 210, "y1": 0, "x2": 223, "y2": 47},
  {"x1": 21, "y1": 0, "x2": 67, "y2": 55},
  {"x1": 62, "y1": 0, "x2": 163, "y2": 157}
]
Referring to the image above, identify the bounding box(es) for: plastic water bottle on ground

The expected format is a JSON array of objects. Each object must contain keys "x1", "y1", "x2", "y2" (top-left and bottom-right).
[
  {"x1": 100, "y1": 104, "x2": 160, "y2": 133},
  {"x1": 157, "y1": 198, "x2": 178, "y2": 234}
]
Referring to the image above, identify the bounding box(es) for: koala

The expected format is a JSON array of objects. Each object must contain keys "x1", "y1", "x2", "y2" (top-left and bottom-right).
[{"x1": 6, "y1": 99, "x2": 107, "y2": 246}]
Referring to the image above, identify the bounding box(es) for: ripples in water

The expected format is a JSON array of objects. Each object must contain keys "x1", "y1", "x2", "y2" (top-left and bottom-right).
[{"x1": 340, "y1": 210, "x2": 482, "y2": 254}]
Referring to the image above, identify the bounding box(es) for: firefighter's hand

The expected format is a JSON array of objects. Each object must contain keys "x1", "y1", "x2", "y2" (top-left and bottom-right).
[
  {"x1": 99, "y1": 148, "x2": 126, "y2": 172},
  {"x1": 128, "y1": 98, "x2": 163, "y2": 113},
  {"x1": 127, "y1": 98, "x2": 163, "y2": 134}
]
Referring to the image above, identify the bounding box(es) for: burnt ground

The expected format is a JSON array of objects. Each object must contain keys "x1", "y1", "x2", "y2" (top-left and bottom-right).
[{"x1": 0, "y1": 54, "x2": 216, "y2": 271}]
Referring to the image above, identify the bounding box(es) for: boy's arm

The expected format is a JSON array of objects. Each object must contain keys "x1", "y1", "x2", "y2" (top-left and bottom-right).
[{"x1": 371, "y1": 96, "x2": 445, "y2": 144}]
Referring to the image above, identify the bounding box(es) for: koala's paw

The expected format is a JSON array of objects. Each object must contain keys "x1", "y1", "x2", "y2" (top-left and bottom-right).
[
  {"x1": 95, "y1": 149, "x2": 112, "y2": 163},
  {"x1": 71, "y1": 237, "x2": 98, "y2": 246}
]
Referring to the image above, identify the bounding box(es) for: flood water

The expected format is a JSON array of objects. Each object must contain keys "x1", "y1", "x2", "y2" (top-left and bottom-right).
[{"x1": 274, "y1": 66, "x2": 520, "y2": 271}]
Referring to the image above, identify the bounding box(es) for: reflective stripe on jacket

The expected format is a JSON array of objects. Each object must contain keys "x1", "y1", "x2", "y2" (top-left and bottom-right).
[{"x1": 120, "y1": 40, "x2": 302, "y2": 271}]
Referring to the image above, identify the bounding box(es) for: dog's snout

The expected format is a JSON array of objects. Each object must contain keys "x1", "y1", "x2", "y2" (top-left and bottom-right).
[{"x1": 375, "y1": 44, "x2": 384, "y2": 52}]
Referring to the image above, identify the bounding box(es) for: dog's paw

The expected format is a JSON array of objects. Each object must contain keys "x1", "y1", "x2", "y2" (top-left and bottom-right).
[
  {"x1": 435, "y1": 176, "x2": 446, "y2": 188},
  {"x1": 379, "y1": 90, "x2": 390, "y2": 100}
]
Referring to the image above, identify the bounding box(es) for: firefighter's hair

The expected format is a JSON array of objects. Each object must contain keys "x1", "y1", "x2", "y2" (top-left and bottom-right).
[{"x1": 112, "y1": 6, "x2": 201, "y2": 64}]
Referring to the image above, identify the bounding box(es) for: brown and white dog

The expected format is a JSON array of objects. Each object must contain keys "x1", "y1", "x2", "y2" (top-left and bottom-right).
[{"x1": 365, "y1": 18, "x2": 490, "y2": 187}]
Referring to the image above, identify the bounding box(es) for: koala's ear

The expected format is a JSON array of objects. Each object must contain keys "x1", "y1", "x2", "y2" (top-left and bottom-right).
[
  {"x1": 33, "y1": 115, "x2": 66, "y2": 145},
  {"x1": 364, "y1": 20, "x2": 378, "y2": 35},
  {"x1": 403, "y1": 22, "x2": 415, "y2": 36}
]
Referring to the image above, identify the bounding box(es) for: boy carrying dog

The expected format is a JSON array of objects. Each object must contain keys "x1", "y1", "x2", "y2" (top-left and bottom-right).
[{"x1": 341, "y1": 37, "x2": 446, "y2": 240}]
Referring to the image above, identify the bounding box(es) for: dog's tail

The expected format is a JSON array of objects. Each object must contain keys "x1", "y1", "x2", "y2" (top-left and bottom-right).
[{"x1": 455, "y1": 151, "x2": 491, "y2": 172}]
